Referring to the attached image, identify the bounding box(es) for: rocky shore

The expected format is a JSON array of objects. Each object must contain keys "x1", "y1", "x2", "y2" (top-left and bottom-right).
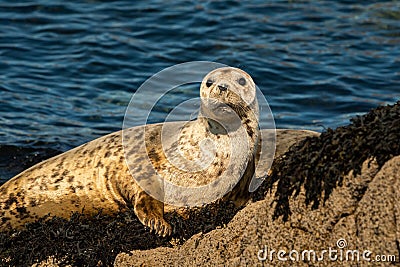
[{"x1": 1, "y1": 101, "x2": 399, "y2": 266}]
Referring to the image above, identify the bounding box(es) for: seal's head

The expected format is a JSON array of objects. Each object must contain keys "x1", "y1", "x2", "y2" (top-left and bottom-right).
[{"x1": 199, "y1": 67, "x2": 258, "y2": 128}]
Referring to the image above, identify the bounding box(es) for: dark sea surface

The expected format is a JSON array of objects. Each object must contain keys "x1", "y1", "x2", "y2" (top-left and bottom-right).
[{"x1": 0, "y1": 0, "x2": 399, "y2": 181}]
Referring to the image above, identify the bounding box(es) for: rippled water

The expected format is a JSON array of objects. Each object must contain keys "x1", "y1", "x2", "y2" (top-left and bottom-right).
[{"x1": 1, "y1": 1, "x2": 399, "y2": 153}]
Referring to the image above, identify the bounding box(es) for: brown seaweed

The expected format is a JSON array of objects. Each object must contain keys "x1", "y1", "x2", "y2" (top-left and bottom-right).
[{"x1": 253, "y1": 100, "x2": 400, "y2": 221}]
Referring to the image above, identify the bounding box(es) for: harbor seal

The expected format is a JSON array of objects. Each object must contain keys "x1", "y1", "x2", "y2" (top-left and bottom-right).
[{"x1": 0, "y1": 67, "x2": 260, "y2": 237}]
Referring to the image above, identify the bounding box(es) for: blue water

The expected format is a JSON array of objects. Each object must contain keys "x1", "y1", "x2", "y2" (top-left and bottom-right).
[{"x1": 0, "y1": 0, "x2": 399, "y2": 154}]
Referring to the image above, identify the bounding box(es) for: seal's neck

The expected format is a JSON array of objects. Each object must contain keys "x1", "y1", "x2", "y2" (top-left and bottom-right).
[
  {"x1": 198, "y1": 116, "x2": 228, "y2": 135},
  {"x1": 197, "y1": 114, "x2": 249, "y2": 136}
]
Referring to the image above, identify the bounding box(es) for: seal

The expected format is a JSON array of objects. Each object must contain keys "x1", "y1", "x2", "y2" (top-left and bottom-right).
[{"x1": 0, "y1": 67, "x2": 260, "y2": 237}]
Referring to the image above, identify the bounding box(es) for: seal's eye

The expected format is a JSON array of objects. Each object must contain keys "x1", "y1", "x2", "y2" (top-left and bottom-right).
[
  {"x1": 206, "y1": 79, "x2": 213, "y2": 87},
  {"x1": 238, "y1": 77, "x2": 246, "y2": 86}
]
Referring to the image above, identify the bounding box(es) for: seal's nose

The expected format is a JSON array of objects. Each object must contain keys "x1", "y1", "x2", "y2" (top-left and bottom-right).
[{"x1": 218, "y1": 84, "x2": 228, "y2": 92}]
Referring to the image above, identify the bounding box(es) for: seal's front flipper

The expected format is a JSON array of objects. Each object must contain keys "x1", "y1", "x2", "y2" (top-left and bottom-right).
[{"x1": 133, "y1": 191, "x2": 172, "y2": 237}]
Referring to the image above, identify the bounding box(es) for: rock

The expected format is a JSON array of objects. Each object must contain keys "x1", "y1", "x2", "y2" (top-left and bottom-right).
[
  {"x1": 2, "y1": 100, "x2": 399, "y2": 266},
  {"x1": 115, "y1": 129, "x2": 400, "y2": 266}
]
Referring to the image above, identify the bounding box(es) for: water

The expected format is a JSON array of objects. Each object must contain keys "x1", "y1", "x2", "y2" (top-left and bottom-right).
[{"x1": 0, "y1": 1, "x2": 399, "y2": 180}]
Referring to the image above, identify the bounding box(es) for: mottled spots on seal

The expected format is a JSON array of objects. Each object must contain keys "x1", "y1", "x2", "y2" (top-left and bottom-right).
[
  {"x1": 4, "y1": 194, "x2": 18, "y2": 209},
  {"x1": 126, "y1": 149, "x2": 136, "y2": 158},
  {"x1": 104, "y1": 166, "x2": 110, "y2": 178},
  {"x1": 54, "y1": 177, "x2": 63, "y2": 183},
  {"x1": 56, "y1": 162, "x2": 64, "y2": 169},
  {"x1": 89, "y1": 149, "x2": 96, "y2": 157},
  {"x1": 96, "y1": 161, "x2": 104, "y2": 168},
  {"x1": 148, "y1": 148, "x2": 161, "y2": 162},
  {"x1": 246, "y1": 126, "x2": 254, "y2": 138},
  {"x1": 39, "y1": 184, "x2": 48, "y2": 191},
  {"x1": 27, "y1": 176, "x2": 36, "y2": 183},
  {"x1": 16, "y1": 207, "x2": 28, "y2": 215},
  {"x1": 1, "y1": 217, "x2": 11, "y2": 223},
  {"x1": 29, "y1": 198, "x2": 38, "y2": 207}
]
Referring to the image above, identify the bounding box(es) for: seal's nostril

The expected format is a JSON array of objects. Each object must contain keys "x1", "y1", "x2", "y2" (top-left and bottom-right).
[{"x1": 218, "y1": 84, "x2": 228, "y2": 92}]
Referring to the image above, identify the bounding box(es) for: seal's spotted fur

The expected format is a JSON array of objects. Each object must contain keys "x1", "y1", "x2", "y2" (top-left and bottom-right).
[{"x1": 0, "y1": 67, "x2": 260, "y2": 236}]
